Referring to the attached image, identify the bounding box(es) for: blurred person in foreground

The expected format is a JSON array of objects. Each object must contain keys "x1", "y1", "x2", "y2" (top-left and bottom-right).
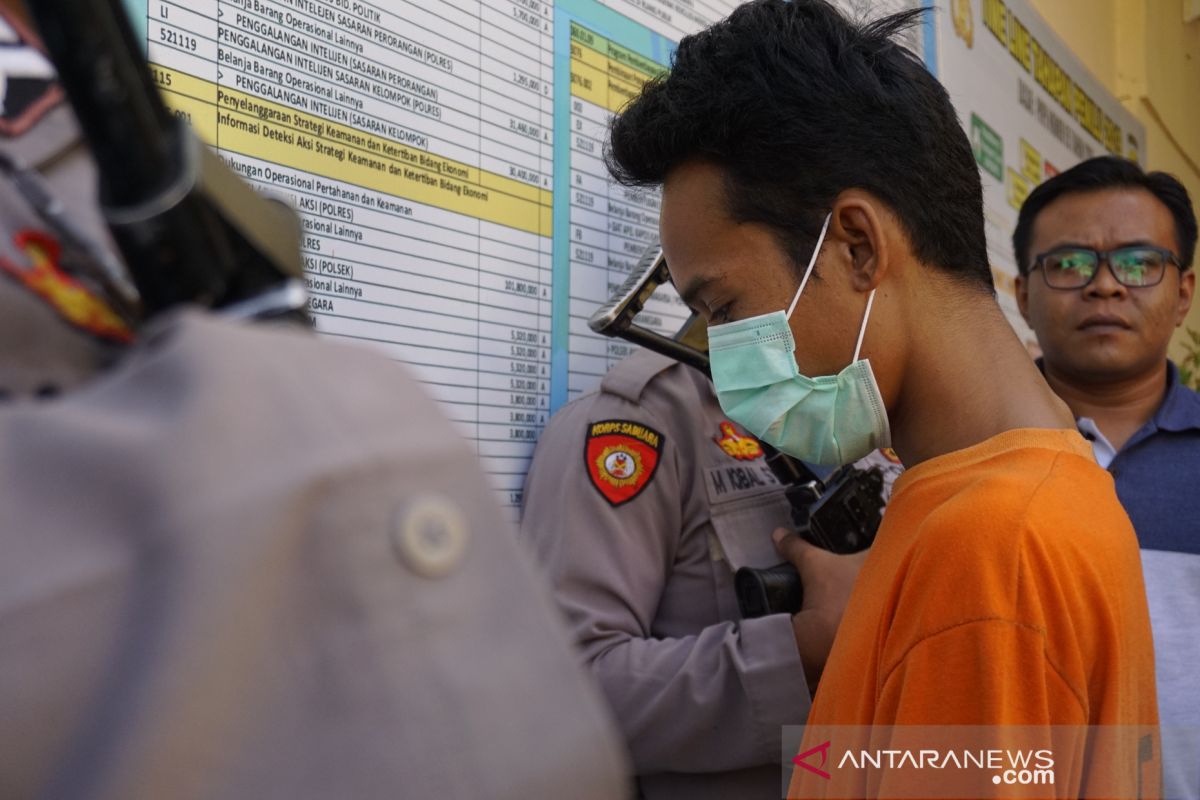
[{"x1": 0, "y1": 2, "x2": 630, "y2": 797}]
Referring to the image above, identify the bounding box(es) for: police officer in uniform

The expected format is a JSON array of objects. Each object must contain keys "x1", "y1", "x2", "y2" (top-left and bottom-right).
[
  {"x1": 0, "y1": 4, "x2": 630, "y2": 797},
  {"x1": 521, "y1": 347, "x2": 890, "y2": 799}
]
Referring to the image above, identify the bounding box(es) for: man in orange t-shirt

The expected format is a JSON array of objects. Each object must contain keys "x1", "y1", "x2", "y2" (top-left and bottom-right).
[
  {"x1": 788, "y1": 429, "x2": 1158, "y2": 797},
  {"x1": 603, "y1": 0, "x2": 1159, "y2": 797}
]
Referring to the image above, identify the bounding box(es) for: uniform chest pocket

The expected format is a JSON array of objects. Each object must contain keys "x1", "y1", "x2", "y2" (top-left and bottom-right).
[
  {"x1": 705, "y1": 481, "x2": 795, "y2": 622},
  {"x1": 703, "y1": 459, "x2": 794, "y2": 567},
  {"x1": 707, "y1": 491, "x2": 795, "y2": 572}
]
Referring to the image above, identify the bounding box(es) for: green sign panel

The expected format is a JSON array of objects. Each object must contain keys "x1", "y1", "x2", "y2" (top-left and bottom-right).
[{"x1": 970, "y1": 113, "x2": 1004, "y2": 181}]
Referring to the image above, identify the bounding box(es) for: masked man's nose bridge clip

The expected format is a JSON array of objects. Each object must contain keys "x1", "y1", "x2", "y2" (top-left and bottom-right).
[{"x1": 783, "y1": 212, "x2": 877, "y2": 364}]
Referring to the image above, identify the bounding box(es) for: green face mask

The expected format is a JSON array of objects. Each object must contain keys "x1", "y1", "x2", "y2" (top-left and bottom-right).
[{"x1": 707, "y1": 214, "x2": 891, "y2": 467}]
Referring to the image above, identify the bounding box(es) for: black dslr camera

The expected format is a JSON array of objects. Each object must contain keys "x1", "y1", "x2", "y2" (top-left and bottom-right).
[{"x1": 589, "y1": 241, "x2": 886, "y2": 618}]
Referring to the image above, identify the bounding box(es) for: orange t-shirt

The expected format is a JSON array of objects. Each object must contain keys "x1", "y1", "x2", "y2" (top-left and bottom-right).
[{"x1": 789, "y1": 429, "x2": 1159, "y2": 799}]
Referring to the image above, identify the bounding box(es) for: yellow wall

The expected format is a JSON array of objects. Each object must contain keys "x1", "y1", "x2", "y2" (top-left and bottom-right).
[{"x1": 1029, "y1": 0, "x2": 1200, "y2": 370}]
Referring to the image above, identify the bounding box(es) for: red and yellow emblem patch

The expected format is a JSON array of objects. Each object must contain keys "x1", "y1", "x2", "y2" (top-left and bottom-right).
[
  {"x1": 0, "y1": 230, "x2": 133, "y2": 343},
  {"x1": 585, "y1": 419, "x2": 663, "y2": 506},
  {"x1": 714, "y1": 420, "x2": 764, "y2": 460}
]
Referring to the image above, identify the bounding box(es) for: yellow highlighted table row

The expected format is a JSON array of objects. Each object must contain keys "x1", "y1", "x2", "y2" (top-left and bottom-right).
[
  {"x1": 569, "y1": 57, "x2": 650, "y2": 115},
  {"x1": 569, "y1": 22, "x2": 664, "y2": 81},
  {"x1": 153, "y1": 67, "x2": 551, "y2": 235}
]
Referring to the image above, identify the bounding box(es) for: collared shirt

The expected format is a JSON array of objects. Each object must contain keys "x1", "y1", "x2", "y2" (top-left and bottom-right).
[
  {"x1": 1, "y1": 309, "x2": 633, "y2": 800},
  {"x1": 521, "y1": 350, "x2": 809, "y2": 800},
  {"x1": 1072, "y1": 360, "x2": 1200, "y2": 800},
  {"x1": 1076, "y1": 416, "x2": 1117, "y2": 468},
  {"x1": 1075, "y1": 361, "x2": 1200, "y2": 554},
  {"x1": 521, "y1": 350, "x2": 902, "y2": 800}
]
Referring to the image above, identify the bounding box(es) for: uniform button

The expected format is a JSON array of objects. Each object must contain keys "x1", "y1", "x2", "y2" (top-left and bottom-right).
[{"x1": 392, "y1": 494, "x2": 470, "y2": 578}]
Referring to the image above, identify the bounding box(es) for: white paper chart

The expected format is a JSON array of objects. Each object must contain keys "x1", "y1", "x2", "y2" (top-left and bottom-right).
[{"x1": 123, "y1": 0, "x2": 922, "y2": 517}]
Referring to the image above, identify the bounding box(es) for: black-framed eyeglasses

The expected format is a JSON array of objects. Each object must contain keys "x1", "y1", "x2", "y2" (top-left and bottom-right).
[{"x1": 1031, "y1": 245, "x2": 1182, "y2": 289}]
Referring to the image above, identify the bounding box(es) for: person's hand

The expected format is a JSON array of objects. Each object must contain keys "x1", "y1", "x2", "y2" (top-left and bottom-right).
[{"x1": 772, "y1": 527, "x2": 867, "y2": 695}]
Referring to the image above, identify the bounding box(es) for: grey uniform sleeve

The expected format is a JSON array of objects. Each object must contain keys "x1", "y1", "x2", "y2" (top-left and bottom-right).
[{"x1": 520, "y1": 394, "x2": 808, "y2": 774}]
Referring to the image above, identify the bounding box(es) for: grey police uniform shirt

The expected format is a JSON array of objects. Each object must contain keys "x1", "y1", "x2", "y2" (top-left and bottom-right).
[
  {"x1": 0, "y1": 48, "x2": 632, "y2": 799},
  {"x1": 0, "y1": 311, "x2": 632, "y2": 800},
  {"x1": 520, "y1": 349, "x2": 810, "y2": 800}
]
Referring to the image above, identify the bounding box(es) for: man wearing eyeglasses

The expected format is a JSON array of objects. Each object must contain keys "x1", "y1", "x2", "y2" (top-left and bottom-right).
[{"x1": 1015, "y1": 155, "x2": 1199, "y2": 800}]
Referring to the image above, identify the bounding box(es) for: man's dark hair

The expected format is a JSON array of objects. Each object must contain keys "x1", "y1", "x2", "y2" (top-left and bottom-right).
[
  {"x1": 1012, "y1": 156, "x2": 1197, "y2": 275},
  {"x1": 605, "y1": 0, "x2": 992, "y2": 292}
]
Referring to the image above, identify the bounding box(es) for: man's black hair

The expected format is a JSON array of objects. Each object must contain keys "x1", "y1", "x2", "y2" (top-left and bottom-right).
[
  {"x1": 605, "y1": 0, "x2": 992, "y2": 292},
  {"x1": 1012, "y1": 156, "x2": 1197, "y2": 275}
]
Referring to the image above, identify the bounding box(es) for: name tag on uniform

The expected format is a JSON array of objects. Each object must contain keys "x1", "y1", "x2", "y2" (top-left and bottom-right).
[{"x1": 704, "y1": 461, "x2": 781, "y2": 505}]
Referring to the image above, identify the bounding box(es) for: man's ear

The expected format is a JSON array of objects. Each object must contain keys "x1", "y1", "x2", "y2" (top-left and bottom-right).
[
  {"x1": 1015, "y1": 273, "x2": 1033, "y2": 326},
  {"x1": 829, "y1": 191, "x2": 890, "y2": 293},
  {"x1": 1175, "y1": 269, "x2": 1195, "y2": 326}
]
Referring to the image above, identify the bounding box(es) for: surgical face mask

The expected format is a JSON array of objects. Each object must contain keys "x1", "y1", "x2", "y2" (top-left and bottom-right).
[{"x1": 707, "y1": 213, "x2": 891, "y2": 466}]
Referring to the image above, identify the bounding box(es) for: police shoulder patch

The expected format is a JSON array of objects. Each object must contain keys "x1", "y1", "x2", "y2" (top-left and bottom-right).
[
  {"x1": 713, "y1": 420, "x2": 764, "y2": 460},
  {"x1": 585, "y1": 418, "x2": 664, "y2": 507}
]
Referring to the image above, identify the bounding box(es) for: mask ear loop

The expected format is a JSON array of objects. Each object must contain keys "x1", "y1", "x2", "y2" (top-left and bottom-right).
[
  {"x1": 852, "y1": 288, "x2": 877, "y2": 362},
  {"x1": 786, "y1": 212, "x2": 832, "y2": 320}
]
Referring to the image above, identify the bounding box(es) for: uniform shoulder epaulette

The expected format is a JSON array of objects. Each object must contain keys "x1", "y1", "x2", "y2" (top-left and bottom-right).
[{"x1": 598, "y1": 349, "x2": 677, "y2": 404}]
